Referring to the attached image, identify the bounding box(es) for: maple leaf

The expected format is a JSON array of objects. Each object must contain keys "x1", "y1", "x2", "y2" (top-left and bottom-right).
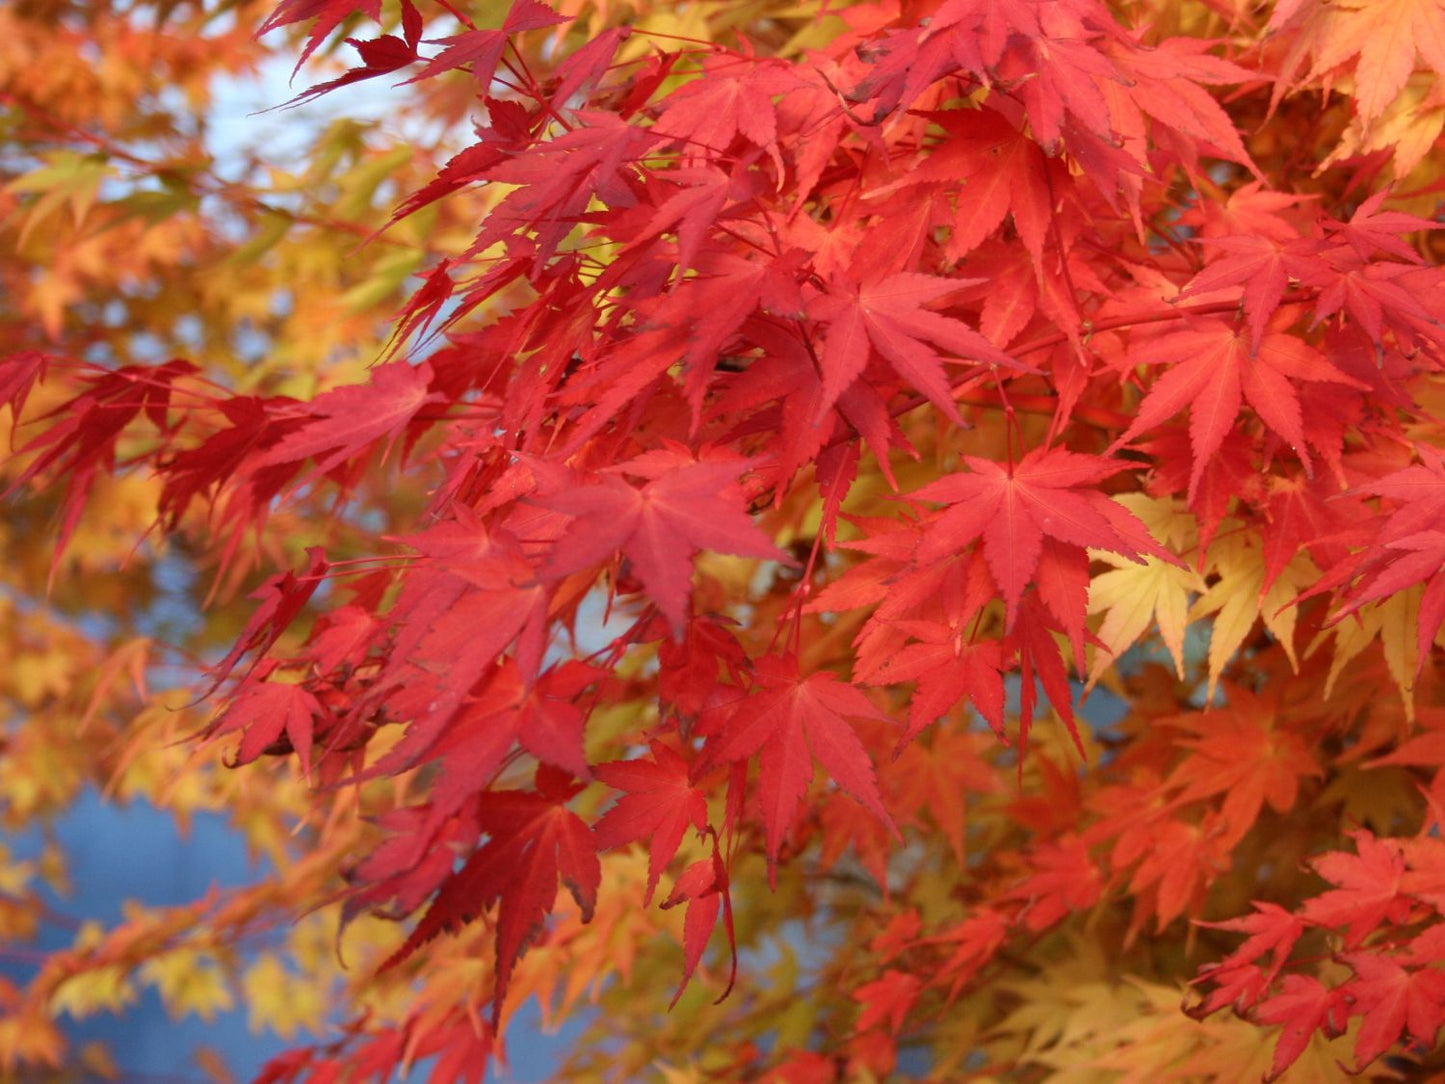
[
  {"x1": 474, "y1": 112, "x2": 661, "y2": 267},
  {"x1": 704, "y1": 654, "x2": 898, "y2": 878},
  {"x1": 415, "y1": 661, "x2": 600, "y2": 820},
  {"x1": 371, "y1": 513, "x2": 552, "y2": 742},
  {"x1": 1002, "y1": 835, "x2": 1103, "y2": 932},
  {"x1": 658, "y1": 845, "x2": 736, "y2": 1008},
  {"x1": 1337, "y1": 445, "x2": 1445, "y2": 667},
  {"x1": 282, "y1": 34, "x2": 417, "y2": 107},
  {"x1": 1190, "y1": 903, "x2": 1306, "y2": 1018},
  {"x1": 864, "y1": 621, "x2": 1005, "y2": 746},
  {"x1": 809, "y1": 272, "x2": 1018, "y2": 423},
  {"x1": 1114, "y1": 816, "x2": 1230, "y2": 934},
  {"x1": 1174, "y1": 236, "x2": 1309, "y2": 352},
  {"x1": 252, "y1": 360, "x2": 438, "y2": 475},
  {"x1": 1087, "y1": 553, "x2": 1203, "y2": 682},
  {"x1": 1341, "y1": 950, "x2": 1445, "y2": 1068},
  {"x1": 385, "y1": 142, "x2": 508, "y2": 230},
  {"x1": 1160, "y1": 685, "x2": 1323, "y2": 848},
  {"x1": 258, "y1": 0, "x2": 383, "y2": 74},
  {"x1": 657, "y1": 614, "x2": 748, "y2": 721},
  {"x1": 1085, "y1": 492, "x2": 1203, "y2": 681},
  {"x1": 620, "y1": 167, "x2": 731, "y2": 280},
  {"x1": 1299, "y1": 831, "x2": 1414, "y2": 947},
  {"x1": 913, "y1": 447, "x2": 1165, "y2": 627},
  {"x1": 5, "y1": 358, "x2": 199, "y2": 571},
  {"x1": 1279, "y1": 0, "x2": 1445, "y2": 122},
  {"x1": 0, "y1": 350, "x2": 46, "y2": 419},
  {"x1": 924, "y1": 908, "x2": 1010, "y2": 1001},
  {"x1": 1254, "y1": 975, "x2": 1349, "y2": 1082},
  {"x1": 379, "y1": 765, "x2": 599, "y2": 1022},
  {"x1": 851, "y1": 112, "x2": 1050, "y2": 271},
  {"x1": 852, "y1": 970, "x2": 921, "y2": 1035},
  {"x1": 652, "y1": 56, "x2": 801, "y2": 158},
  {"x1": 402, "y1": 0, "x2": 567, "y2": 88},
  {"x1": 410, "y1": 1021, "x2": 493, "y2": 1084},
  {"x1": 888, "y1": 728, "x2": 1002, "y2": 865},
  {"x1": 540, "y1": 457, "x2": 784, "y2": 633},
  {"x1": 1111, "y1": 320, "x2": 1365, "y2": 497},
  {"x1": 1114, "y1": 37, "x2": 1259, "y2": 171},
  {"x1": 1187, "y1": 529, "x2": 1313, "y2": 699},
  {"x1": 1325, "y1": 189, "x2": 1441, "y2": 264},
  {"x1": 208, "y1": 547, "x2": 330, "y2": 692},
  {"x1": 592, "y1": 741, "x2": 710, "y2": 905},
  {"x1": 1298, "y1": 249, "x2": 1445, "y2": 349},
  {"x1": 209, "y1": 667, "x2": 323, "y2": 777}
]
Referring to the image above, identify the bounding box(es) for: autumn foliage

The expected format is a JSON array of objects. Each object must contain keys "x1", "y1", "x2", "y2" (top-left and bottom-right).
[{"x1": 6, "y1": 0, "x2": 1445, "y2": 1078}]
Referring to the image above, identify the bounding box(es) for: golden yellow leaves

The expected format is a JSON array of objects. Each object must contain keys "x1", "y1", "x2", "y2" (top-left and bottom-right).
[
  {"x1": 241, "y1": 955, "x2": 329, "y2": 1040},
  {"x1": 1315, "y1": 587, "x2": 1426, "y2": 720},
  {"x1": 1087, "y1": 494, "x2": 1203, "y2": 681},
  {"x1": 5, "y1": 152, "x2": 113, "y2": 247},
  {"x1": 1086, "y1": 497, "x2": 1388, "y2": 706},
  {"x1": 51, "y1": 961, "x2": 138, "y2": 1022},
  {"x1": 993, "y1": 940, "x2": 1358, "y2": 1082},
  {"x1": 1190, "y1": 532, "x2": 1314, "y2": 700}
]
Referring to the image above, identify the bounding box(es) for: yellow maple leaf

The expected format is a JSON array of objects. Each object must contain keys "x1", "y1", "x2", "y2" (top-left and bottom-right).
[
  {"x1": 140, "y1": 948, "x2": 235, "y2": 1022},
  {"x1": 1189, "y1": 532, "x2": 1315, "y2": 700},
  {"x1": 1088, "y1": 557, "x2": 1206, "y2": 682},
  {"x1": 241, "y1": 954, "x2": 330, "y2": 1039},
  {"x1": 1087, "y1": 494, "x2": 1203, "y2": 681},
  {"x1": 1313, "y1": 587, "x2": 1421, "y2": 721},
  {"x1": 50, "y1": 965, "x2": 137, "y2": 1020}
]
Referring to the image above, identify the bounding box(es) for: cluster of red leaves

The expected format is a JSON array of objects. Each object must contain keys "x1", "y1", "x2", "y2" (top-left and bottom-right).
[
  {"x1": 1191, "y1": 829, "x2": 1445, "y2": 1080},
  {"x1": 6, "y1": 0, "x2": 1445, "y2": 1076}
]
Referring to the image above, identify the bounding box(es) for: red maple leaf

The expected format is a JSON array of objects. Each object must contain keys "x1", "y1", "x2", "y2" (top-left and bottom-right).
[
  {"x1": 209, "y1": 665, "x2": 323, "y2": 776},
  {"x1": 924, "y1": 908, "x2": 1010, "y2": 1001},
  {"x1": 1325, "y1": 189, "x2": 1442, "y2": 264},
  {"x1": 1341, "y1": 950, "x2": 1445, "y2": 1068},
  {"x1": 1337, "y1": 446, "x2": 1445, "y2": 666},
  {"x1": 282, "y1": 33, "x2": 418, "y2": 107},
  {"x1": 258, "y1": 0, "x2": 382, "y2": 74},
  {"x1": 1175, "y1": 235, "x2": 1308, "y2": 351},
  {"x1": 382, "y1": 660, "x2": 603, "y2": 822},
  {"x1": 869, "y1": 109, "x2": 1053, "y2": 266},
  {"x1": 864, "y1": 621, "x2": 1005, "y2": 746},
  {"x1": 541, "y1": 457, "x2": 784, "y2": 633},
  {"x1": 1298, "y1": 249, "x2": 1444, "y2": 348},
  {"x1": 658, "y1": 842, "x2": 736, "y2": 1008},
  {"x1": 1254, "y1": 975, "x2": 1350, "y2": 1082},
  {"x1": 401, "y1": 0, "x2": 566, "y2": 87},
  {"x1": 1160, "y1": 685, "x2": 1323, "y2": 847},
  {"x1": 253, "y1": 360, "x2": 439, "y2": 475},
  {"x1": 852, "y1": 969, "x2": 921, "y2": 1035},
  {"x1": 1001, "y1": 835, "x2": 1103, "y2": 932},
  {"x1": 207, "y1": 547, "x2": 330, "y2": 691},
  {"x1": 652, "y1": 56, "x2": 802, "y2": 158},
  {"x1": 704, "y1": 654, "x2": 898, "y2": 878},
  {"x1": 1110, "y1": 319, "x2": 1365, "y2": 498},
  {"x1": 379, "y1": 765, "x2": 600, "y2": 1022},
  {"x1": 1190, "y1": 902, "x2": 1306, "y2": 1018},
  {"x1": 1300, "y1": 831, "x2": 1414, "y2": 947},
  {"x1": 592, "y1": 741, "x2": 710, "y2": 904},
  {"x1": 912, "y1": 447, "x2": 1163, "y2": 627},
  {"x1": 810, "y1": 271, "x2": 1018, "y2": 423},
  {"x1": 0, "y1": 350, "x2": 46, "y2": 418},
  {"x1": 6, "y1": 358, "x2": 200, "y2": 570}
]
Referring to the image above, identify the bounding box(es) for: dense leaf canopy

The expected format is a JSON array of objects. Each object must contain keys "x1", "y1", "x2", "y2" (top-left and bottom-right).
[{"x1": 3, "y1": 0, "x2": 1445, "y2": 1079}]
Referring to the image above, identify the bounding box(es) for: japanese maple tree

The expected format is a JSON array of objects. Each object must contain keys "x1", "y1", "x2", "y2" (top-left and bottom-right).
[{"x1": 4, "y1": 0, "x2": 1445, "y2": 1079}]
